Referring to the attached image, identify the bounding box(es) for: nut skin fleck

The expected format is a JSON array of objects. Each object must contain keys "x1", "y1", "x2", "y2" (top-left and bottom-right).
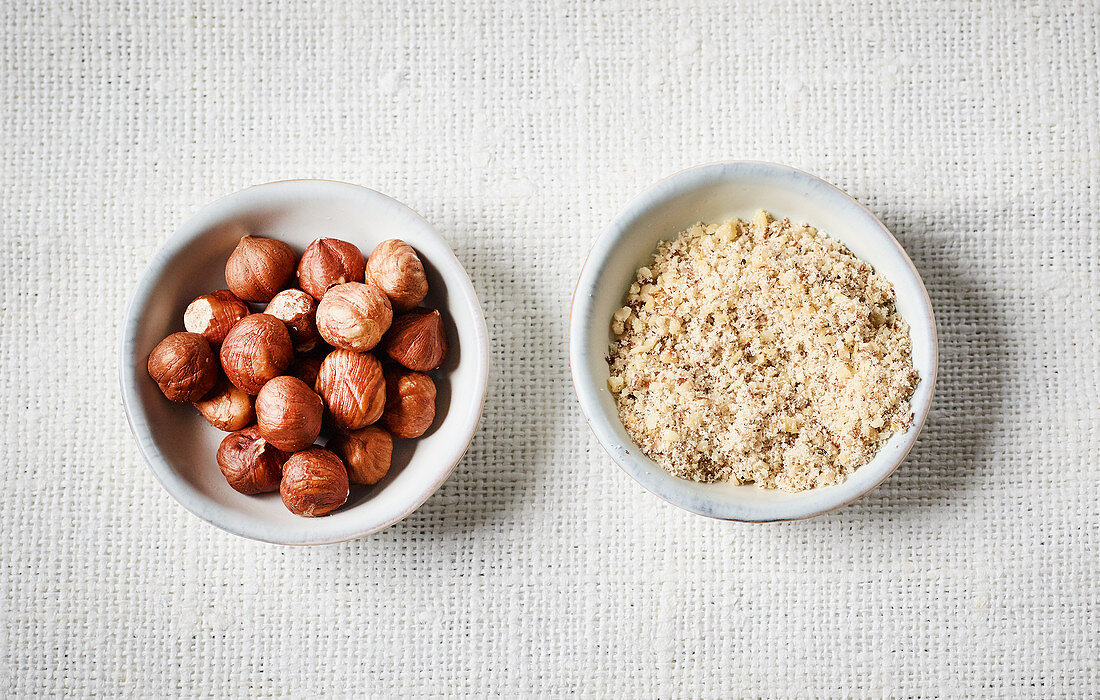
[
  {"x1": 183, "y1": 289, "x2": 250, "y2": 344},
  {"x1": 219, "y1": 313, "x2": 294, "y2": 394},
  {"x1": 193, "y1": 376, "x2": 254, "y2": 431},
  {"x1": 328, "y1": 425, "x2": 393, "y2": 485},
  {"x1": 147, "y1": 332, "x2": 218, "y2": 402},
  {"x1": 224, "y1": 235, "x2": 296, "y2": 303},
  {"x1": 383, "y1": 308, "x2": 448, "y2": 371},
  {"x1": 365, "y1": 239, "x2": 428, "y2": 312},
  {"x1": 380, "y1": 368, "x2": 436, "y2": 439},
  {"x1": 315, "y1": 282, "x2": 393, "y2": 351},
  {"x1": 296, "y1": 237, "x2": 365, "y2": 301},
  {"x1": 255, "y1": 376, "x2": 324, "y2": 452},
  {"x1": 314, "y1": 349, "x2": 386, "y2": 430},
  {"x1": 264, "y1": 288, "x2": 319, "y2": 352},
  {"x1": 280, "y1": 447, "x2": 349, "y2": 517},
  {"x1": 216, "y1": 425, "x2": 288, "y2": 494}
]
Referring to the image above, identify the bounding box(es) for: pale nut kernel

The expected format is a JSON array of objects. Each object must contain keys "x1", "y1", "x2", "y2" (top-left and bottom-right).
[
  {"x1": 219, "y1": 314, "x2": 294, "y2": 394},
  {"x1": 225, "y1": 235, "x2": 296, "y2": 302},
  {"x1": 147, "y1": 332, "x2": 218, "y2": 402},
  {"x1": 193, "y1": 376, "x2": 254, "y2": 431},
  {"x1": 280, "y1": 448, "x2": 349, "y2": 517},
  {"x1": 297, "y1": 237, "x2": 366, "y2": 301},
  {"x1": 365, "y1": 239, "x2": 428, "y2": 312},
  {"x1": 314, "y1": 349, "x2": 386, "y2": 430},
  {"x1": 255, "y1": 376, "x2": 324, "y2": 452},
  {"x1": 383, "y1": 308, "x2": 448, "y2": 371},
  {"x1": 328, "y1": 425, "x2": 393, "y2": 485},
  {"x1": 183, "y1": 289, "x2": 250, "y2": 344},
  {"x1": 216, "y1": 425, "x2": 288, "y2": 494},
  {"x1": 315, "y1": 282, "x2": 393, "y2": 351},
  {"x1": 264, "y1": 288, "x2": 319, "y2": 352},
  {"x1": 380, "y1": 368, "x2": 436, "y2": 439}
]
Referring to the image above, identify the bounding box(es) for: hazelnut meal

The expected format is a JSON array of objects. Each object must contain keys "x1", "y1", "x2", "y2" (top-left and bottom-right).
[{"x1": 607, "y1": 210, "x2": 919, "y2": 492}]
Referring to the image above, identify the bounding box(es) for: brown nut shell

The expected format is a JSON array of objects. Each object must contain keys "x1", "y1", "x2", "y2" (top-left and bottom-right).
[
  {"x1": 297, "y1": 237, "x2": 366, "y2": 301},
  {"x1": 219, "y1": 314, "x2": 294, "y2": 394},
  {"x1": 147, "y1": 332, "x2": 218, "y2": 402},
  {"x1": 329, "y1": 425, "x2": 393, "y2": 485},
  {"x1": 315, "y1": 282, "x2": 393, "y2": 351},
  {"x1": 380, "y1": 369, "x2": 437, "y2": 438},
  {"x1": 216, "y1": 425, "x2": 288, "y2": 494},
  {"x1": 225, "y1": 235, "x2": 296, "y2": 302},
  {"x1": 255, "y1": 376, "x2": 324, "y2": 452},
  {"x1": 280, "y1": 448, "x2": 349, "y2": 517},
  {"x1": 314, "y1": 349, "x2": 386, "y2": 430},
  {"x1": 183, "y1": 289, "x2": 250, "y2": 344},
  {"x1": 264, "y1": 288, "x2": 319, "y2": 352},
  {"x1": 383, "y1": 308, "x2": 448, "y2": 371},
  {"x1": 287, "y1": 354, "x2": 324, "y2": 389},
  {"x1": 365, "y1": 239, "x2": 428, "y2": 312},
  {"x1": 193, "y1": 376, "x2": 254, "y2": 431}
]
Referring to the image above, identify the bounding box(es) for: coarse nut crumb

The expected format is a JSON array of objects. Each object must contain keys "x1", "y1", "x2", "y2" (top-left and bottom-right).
[{"x1": 607, "y1": 210, "x2": 919, "y2": 491}]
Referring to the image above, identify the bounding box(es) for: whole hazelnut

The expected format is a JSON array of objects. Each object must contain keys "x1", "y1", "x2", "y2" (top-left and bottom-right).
[
  {"x1": 219, "y1": 313, "x2": 294, "y2": 394},
  {"x1": 255, "y1": 376, "x2": 324, "y2": 452},
  {"x1": 280, "y1": 448, "x2": 349, "y2": 517},
  {"x1": 365, "y1": 239, "x2": 428, "y2": 312},
  {"x1": 183, "y1": 289, "x2": 250, "y2": 344},
  {"x1": 193, "y1": 376, "x2": 254, "y2": 431},
  {"x1": 315, "y1": 282, "x2": 393, "y2": 351},
  {"x1": 315, "y1": 349, "x2": 386, "y2": 430},
  {"x1": 328, "y1": 425, "x2": 393, "y2": 485},
  {"x1": 297, "y1": 237, "x2": 366, "y2": 301},
  {"x1": 216, "y1": 425, "x2": 288, "y2": 494},
  {"x1": 264, "y1": 288, "x2": 319, "y2": 352},
  {"x1": 147, "y1": 332, "x2": 218, "y2": 402},
  {"x1": 383, "y1": 308, "x2": 448, "y2": 371},
  {"x1": 287, "y1": 354, "x2": 324, "y2": 388},
  {"x1": 380, "y1": 368, "x2": 437, "y2": 438},
  {"x1": 225, "y1": 235, "x2": 296, "y2": 302}
]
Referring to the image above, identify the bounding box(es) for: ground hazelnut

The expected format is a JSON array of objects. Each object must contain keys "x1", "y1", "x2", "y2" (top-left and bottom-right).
[
  {"x1": 315, "y1": 282, "x2": 393, "y2": 351},
  {"x1": 329, "y1": 425, "x2": 393, "y2": 485},
  {"x1": 225, "y1": 235, "x2": 296, "y2": 302},
  {"x1": 383, "y1": 308, "x2": 448, "y2": 371},
  {"x1": 216, "y1": 425, "x2": 288, "y2": 494},
  {"x1": 255, "y1": 376, "x2": 324, "y2": 452},
  {"x1": 193, "y1": 376, "x2": 254, "y2": 431},
  {"x1": 365, "y1": 239, "x2": 428, "y2": 312},
  {"x1": 264, "y1": 288, "x2": 319, "y2": 352},
  {"x1": 280, "y1": 448, "x2": 349, "y2": 517},
  {"x1": 315, "y1": 349, "x2": 386, "y2": 430},
  {"x1": 287, "y1": 354, "x2": 324, "y2": 388},
  {"x1": 183, "y1": 289, "x2": 250, "y2": 344},
  {"x1": 380, "y1": 368, "x2": 436, "y2": 438},
  {"x1": 147, "y1": 332, "x2": 218, "y2": 402},
  {"x1": 297, "y1": 237, "x2": 366, "y2": 301},
  {"x1": 219, "y1": 313, "x2": 294, "y2": 394}
]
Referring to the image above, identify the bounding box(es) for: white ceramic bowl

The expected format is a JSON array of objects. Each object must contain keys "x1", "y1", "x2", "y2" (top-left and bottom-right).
[
  {"x1": 570, "y1": 162, "x2": 937, "y2": 521},
  {"x1": 120, "y1": 180, "x2": 489, "y2": 544}
]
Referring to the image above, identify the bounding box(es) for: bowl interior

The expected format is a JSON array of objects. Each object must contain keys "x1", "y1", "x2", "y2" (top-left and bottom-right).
[
  {"x1": 121, "y1": 181, "x2": 488, "y2": 543},
  {"x1": 571, "y1": 163, "x2": 937, "y2": 520}
]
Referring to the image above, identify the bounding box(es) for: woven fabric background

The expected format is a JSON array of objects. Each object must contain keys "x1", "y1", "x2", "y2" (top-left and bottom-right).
[{"x1": 2, "y1": 0, "x2": 1097, "y2": 696}]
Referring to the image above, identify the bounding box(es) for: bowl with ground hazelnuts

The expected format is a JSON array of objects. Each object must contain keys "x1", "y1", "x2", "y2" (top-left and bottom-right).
[{"x1": 120, "y1": 180, "x2": 488, "y2": 544}]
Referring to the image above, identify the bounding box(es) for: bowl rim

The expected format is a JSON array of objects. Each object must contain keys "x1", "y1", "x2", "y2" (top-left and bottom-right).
[
  {"x1": 568, "y1": 160, "x2": 939, "y2": 522},
  {"x1": 118, "y1": 179, "x2": 490, "y2": 545}
]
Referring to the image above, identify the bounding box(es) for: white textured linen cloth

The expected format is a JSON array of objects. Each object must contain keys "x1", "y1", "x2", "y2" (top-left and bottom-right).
[{"x1": 2, "y1": 1, "x2": 1097, "y2": 696}]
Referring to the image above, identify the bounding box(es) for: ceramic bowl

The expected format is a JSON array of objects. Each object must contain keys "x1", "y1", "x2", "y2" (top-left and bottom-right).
[
  {"x1": 569, "y1": 162, "x2": 937, "y2": 521},
  {"x1": 120, "y1": 180, "x2": 489, "y2": 544}
]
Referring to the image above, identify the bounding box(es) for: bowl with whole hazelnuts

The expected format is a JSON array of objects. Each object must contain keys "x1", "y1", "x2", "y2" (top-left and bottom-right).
[{"x1": 120, "y1": 180, "x2": 489, "y2": 544}]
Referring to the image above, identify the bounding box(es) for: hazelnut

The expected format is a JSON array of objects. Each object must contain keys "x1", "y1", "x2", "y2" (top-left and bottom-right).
[
  {"x1": 365, "y1": 239, "x2": 428, "y2": 312},
  {"x1": 219, "y1": 314, "x2": 293, "y2": 394},
  {"x1": 147, "y1": 332, "x2": 218, "y2": 402},
  {"x1": 225, "y1": 235, "x2": 296, "y2": 302},
  {"x1": 193, "y1": 376, "x2": 254, "y2": 431},
  {"x1": 314, "y1": 349, "x2": 386, "y2": 430},
  {"x1": 315, "y1": 282, "x2": 393, "y2": 351},
  {"x1": 264, "y1": 289, "x2": 319, "y2": 352},
  {"x1": 380, "y1": 368, "x2": 436, "y2": 438},
  {"x1": 280, "y1": 448, "x2": 349, "y2": 517},
  {"x1": 216, "y1": 425, "x2": 288, "y2": 494},
  {"x1": 255, "y1": 376, "x2": 324, "y2": 452},
  {"x1": 183, "y1": 289, "x2": 250, "y2": 344},
  {"x1": 383, "y1": 308, "x2": 448, "y2": 371},
  {"x1": 297, "y1": 237, "x2": 366, "y2": 301},
  {"x1": 287, "y1": 354, "x2": 323, "y2": 388},
  {"x1": 329, "y1": 425, "x2": 393, "y2": 485}
]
